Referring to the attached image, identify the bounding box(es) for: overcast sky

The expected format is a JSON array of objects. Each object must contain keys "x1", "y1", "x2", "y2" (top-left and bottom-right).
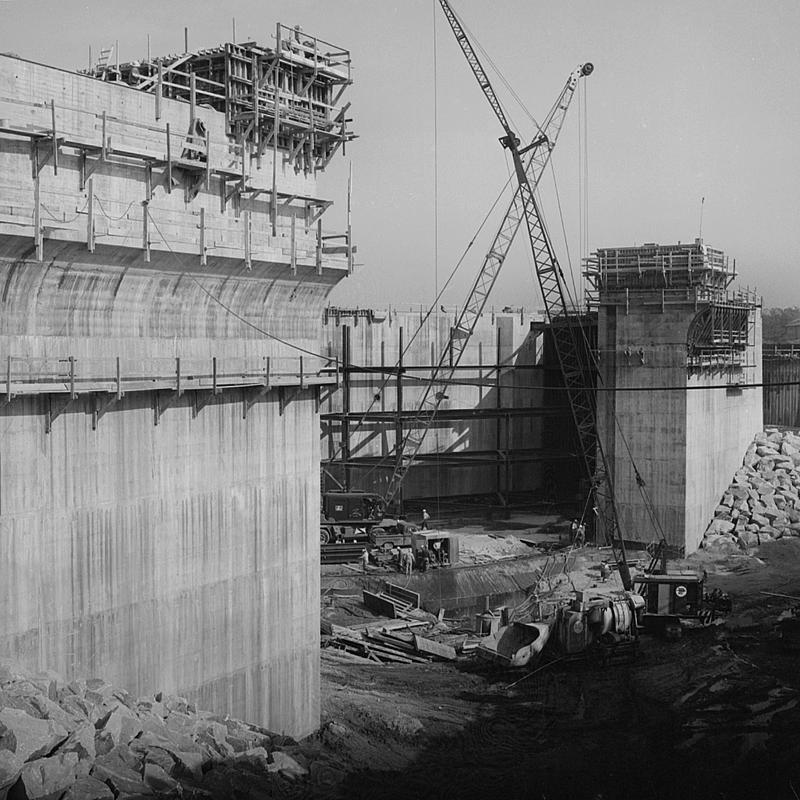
[{"x1": 2, "y1": 1, "x2": 798, "y2": 310}]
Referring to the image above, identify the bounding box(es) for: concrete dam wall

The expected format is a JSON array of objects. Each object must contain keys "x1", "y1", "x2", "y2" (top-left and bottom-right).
[{"x1": 0, "y1": 38, "x2": 353, "y2": 737}]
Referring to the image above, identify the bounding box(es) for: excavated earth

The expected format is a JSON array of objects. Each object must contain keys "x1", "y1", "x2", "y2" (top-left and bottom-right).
[
  {"x1": 5, "y1": 429, "x2": 800, "y2": 799},
  {"x1": 320, "y1": 536, "x2": 800, "y2": 800}
]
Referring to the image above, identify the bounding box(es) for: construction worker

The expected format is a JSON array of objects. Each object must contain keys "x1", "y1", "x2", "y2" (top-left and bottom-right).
[
  {"x1": 360, "y1": 548, "x2": 370, "y2": 573},
  {"x1": 432, "y1": 539, "x2": 442, "y2": 565},
  {"x1": 421, "y1": 509, "x2": 430, "y2": 530},
  {"x1": 599, "y1": 560, "x2": 611, "y2": 582},
  {"x1": 570, "y1": 519, "x2": 579, "y2": 541},
  {"x1": 402, "y1": 548, "x2": 414, "y2": 576},
  {"x1": 575, "y1": 522, "x2": 586, "y2": 548}
]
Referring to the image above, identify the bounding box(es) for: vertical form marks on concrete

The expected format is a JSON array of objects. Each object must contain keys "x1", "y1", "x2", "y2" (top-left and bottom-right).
[{"x1": 0, "y1": 389, "x2": 321, "y2": 736}]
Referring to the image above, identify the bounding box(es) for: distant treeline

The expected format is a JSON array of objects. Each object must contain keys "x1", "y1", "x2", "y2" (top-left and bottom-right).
[{"x1": 763, "y1": 307, "x2": 800, "y2": 344}]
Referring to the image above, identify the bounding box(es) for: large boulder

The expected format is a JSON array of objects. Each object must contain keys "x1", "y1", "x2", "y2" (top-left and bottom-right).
[
  {"x1": 61, "y1": 776, "x2": 114, "y2": 800},
  {"x1": 0, "y1": 707, "x2": 68, "y2": 763},
  {"x1": 19, "y1": 752, "x2": 79, "y2": 800},
  {"x1": 95, "y1": 704, "x2": 142, "y2": 748},
  {"x1": 707, "y1": 519, "x2": 735, "y2": 535},
  {"x1": 90, "y1": 748, "x2": 151, "y2": 798}
]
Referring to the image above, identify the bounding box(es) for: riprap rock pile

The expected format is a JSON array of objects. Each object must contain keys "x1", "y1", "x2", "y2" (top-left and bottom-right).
[
  {"x1": 704, "y1": 428, "x2": 800, "y2": 552},
  {"x1": 0, "y1": 664, "x2": 319, "y2": 799}
]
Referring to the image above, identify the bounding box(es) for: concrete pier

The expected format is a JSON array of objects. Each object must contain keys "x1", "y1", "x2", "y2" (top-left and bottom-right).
[
  {"x1": 591, "y1": 241, "x2": 762, "y2": 553},
  {"x1": 0, "y1": 38, "x2": 353, "y2": 737}
]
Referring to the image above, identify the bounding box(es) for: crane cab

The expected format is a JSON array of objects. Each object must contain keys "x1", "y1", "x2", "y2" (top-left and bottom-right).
[{"x1": 638, "y1": 571, "x2": 705, "y2": 637}]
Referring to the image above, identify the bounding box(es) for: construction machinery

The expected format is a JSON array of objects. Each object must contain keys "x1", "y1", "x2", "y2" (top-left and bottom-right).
[
  {"x1": 634, "y1": 538, "x2": 732, "y2": 636},
  {"x1": 323, "y1": 54, "x2": 591, "y2": 542},
  {"x1": 320, "y1": 489, "x2": 385, "y2": 543},
  {"x1": 436, "y1": 0, "x2": 635, "y2": 589}
]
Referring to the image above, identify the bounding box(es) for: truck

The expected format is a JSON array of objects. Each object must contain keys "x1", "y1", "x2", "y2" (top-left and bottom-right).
[
  {"x1": 320, "y1": 490, "x2": 385, "y2": 544},
  {"x1": 320, "y1": 491, "x2": 426, "y2": 551}
]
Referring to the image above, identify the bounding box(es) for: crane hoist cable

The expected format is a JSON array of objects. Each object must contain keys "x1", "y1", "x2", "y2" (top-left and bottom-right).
[
  {"x1": 436, "y1": 0, "x2": 635, "y2": 586},
  {"x1": 381, "y1": 62, "x2": 593, "y2": 506}
]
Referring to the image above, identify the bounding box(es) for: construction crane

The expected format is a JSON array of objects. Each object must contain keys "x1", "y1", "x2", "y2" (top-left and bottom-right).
[
  {"x1": 437, "y1": 0, "x2": 633, "y2": 589},
  {"x1": 382, "y1": 61, "x2": 592, "y2": 507}
]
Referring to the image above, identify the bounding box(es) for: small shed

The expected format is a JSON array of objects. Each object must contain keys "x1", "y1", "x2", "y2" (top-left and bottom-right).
[{"x1": 411, "y1": 530, "x2": 459, "y2": 566}]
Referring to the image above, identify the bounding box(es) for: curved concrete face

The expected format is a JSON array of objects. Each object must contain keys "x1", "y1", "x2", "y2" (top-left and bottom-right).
[{"x1": 0, "y1": 244, "x2": 339, "y2": 358}]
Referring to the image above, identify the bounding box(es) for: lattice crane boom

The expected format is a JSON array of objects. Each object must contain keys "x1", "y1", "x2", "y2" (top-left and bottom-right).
[
  {"x1": 436, "y1": 0, "x2": 632, "y2": 589},
  {"x1": 382, "y1": 63, "x2": 591, "y2": 507}
]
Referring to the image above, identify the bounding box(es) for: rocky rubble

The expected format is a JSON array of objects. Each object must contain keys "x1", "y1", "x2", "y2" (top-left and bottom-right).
[
  {"x1": 0, "y1": 661, "x2": 330, "y2": 800},
  {"x1": 704, "y1": 427, "x2": 800, "y2": 552}
]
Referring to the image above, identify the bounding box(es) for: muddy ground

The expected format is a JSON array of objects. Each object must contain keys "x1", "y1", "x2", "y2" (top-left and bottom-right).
[{"x1": 314, "y1": 524, "x2": 800, "y2": 800}]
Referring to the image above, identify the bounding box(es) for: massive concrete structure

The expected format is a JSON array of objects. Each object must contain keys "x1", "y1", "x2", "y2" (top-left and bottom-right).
[
  {"x1": 319, "y1": 307, "x2": 579, "y2": 506},
  {"x1": 0, "y1": 27, "x2": 353, "y2": 737},
  {"x1": 588, "y1": 240, "x2": 762, "y2": 553}
]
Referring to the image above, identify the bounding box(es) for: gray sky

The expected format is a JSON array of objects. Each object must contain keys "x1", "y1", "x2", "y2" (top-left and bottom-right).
[{"x1": 2, "y1": 1, "x2": 798, "y2": 310}]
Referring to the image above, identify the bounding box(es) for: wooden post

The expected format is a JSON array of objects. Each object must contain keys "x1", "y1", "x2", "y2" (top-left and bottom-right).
[
  {"x1": 176, "y1": 357, "x2": 182, "y2": 394},
  {"x1": 166, "y1": 122, "x2": 172, "y2": 193},
  {"x1": 33, "y1": 176, "x2": 42, "y2": 261},
  {"x1": 142, "y1": 201, "x2": 150, "y2": 262},
  {"x1": 212, "y1": 357, "x2": 218, "y2": 394},
  {"x1": 316, "y1": 218, "x2": 322, "y2": 275},
  {"x1": 101, "y1": 111, "x2": 107, "y2": 161},
  {"x1": 69, "y1": 357, "x2": 76, "y2": 399},
  {"x1": 243, "y1": 210, "x2": 251, "y2": 270},
  {"x1": 6, "y1": 356, "x2": 11, "y2": 403},
  {"x1": 199, "y1": 207, "x2": 207, "y2": 266},
  {"x1": 290, "y1": 213, "x2": 296, "y2": 275},
  {"x1": 50, "y1": 100, "x2": 58, "y2": 175},
  {"x1": 189, "y1": 73, "x2": 196, "y2": 124},
  {"x1": 156, "y1": 61, "x2": 163, "y2": 120},
  {"x1": 87, "y1": 177, "x2": 95, "y2": 252},
  {"x1": 252, "y1": 54, "x2": 261, "y2": 169},
  {"x1": 115, "y1": 356, "x2": 122, "y2": 400},
  {"x1": 204, "y1": 129, "x2": 211, "y2": 189},
  {"x1": 346, "y1": 161, "x2": 353, "y2": 274}
]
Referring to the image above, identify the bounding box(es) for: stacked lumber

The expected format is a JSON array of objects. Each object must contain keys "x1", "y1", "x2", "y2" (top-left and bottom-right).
[
  {"x1": 321, "y1": 620, "x2": 458, "y2": 664},
  {"x1": 362, "y1": 583, "x2": 421, "y2": 619}
]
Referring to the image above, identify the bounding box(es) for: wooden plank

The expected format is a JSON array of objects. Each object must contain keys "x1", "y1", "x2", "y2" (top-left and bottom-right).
[
  {"x1": 362, "y1": 590, "x2": 399, "y2": 619},
  {"x1": 378, "y1": 620, "x2": 429, "y2": 633},
  {"x1": 385, "y1": 583, "x2": 420, "y2": 609},
  {"x1": 413, "y1": 634, "x2": 457, "y2": 661},
  {"x1": 359, "y1": 642, "x2": 421, "y2": 664}
]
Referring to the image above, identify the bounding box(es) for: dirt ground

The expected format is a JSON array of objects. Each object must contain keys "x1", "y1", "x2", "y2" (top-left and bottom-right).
[{"x1": 313, "y1": 520, "x2": 800, "y2": 800}]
